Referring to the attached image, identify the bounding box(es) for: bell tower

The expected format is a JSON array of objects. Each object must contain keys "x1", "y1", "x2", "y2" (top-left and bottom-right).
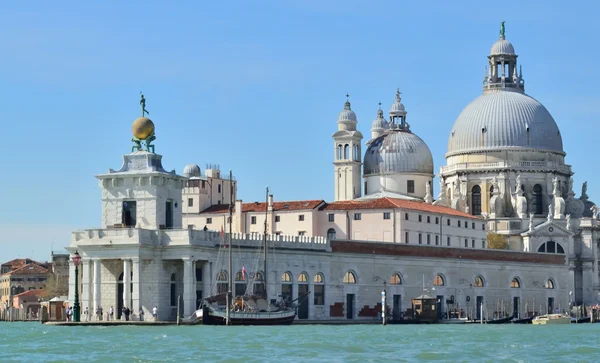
[{"x1": 332, "y1": 95, "x2": 363, "y2": 201}]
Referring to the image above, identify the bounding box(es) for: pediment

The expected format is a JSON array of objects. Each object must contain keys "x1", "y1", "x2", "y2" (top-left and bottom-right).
[{"x1": 521, "y1": 220, "x2": 573, "y2": 237}]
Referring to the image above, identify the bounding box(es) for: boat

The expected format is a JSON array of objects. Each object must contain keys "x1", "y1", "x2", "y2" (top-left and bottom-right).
[
  {"x1": 512, "y1": 316, "x2": 534, "y2": 324},
  {"x1": 571, "y1": 316, "x2": 591, "y2": 324},
  {"x1": 486, "y1": 316, "x2": 513, "y2": 324},
  {"x1": 532, "y1": 313, "x2": 571, "y2": 325},
  {"x1": 439, "y1": 318, "x2": 468, "y2": 324},
  {"x1": 198, "y1": 180, "x2": 298, "y2": 326}
]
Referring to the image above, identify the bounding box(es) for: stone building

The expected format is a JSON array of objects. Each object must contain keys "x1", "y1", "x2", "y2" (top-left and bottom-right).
[
  {"x1": 0, "y1": 259, "x2": 48, "y2": 307},
  {"x1": 67, "y1": 24, "x2": 592, "y2": 322}
]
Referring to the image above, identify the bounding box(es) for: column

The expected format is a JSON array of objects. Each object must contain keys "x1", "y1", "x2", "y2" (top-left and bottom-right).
[
  {"x1": 81, "y1": 260, "x2": 91, "y2": 314},
  {"x1": 202, "y1": 262, "x2": 211, "y2": 299},
  {"x1": 132, "y1": 258, "x2": 142, "y2": 314},
  {"x1": 123, "y1": 259, "x2": 131, "y2": 312},
  {"x1": 182, "y1": 258, "x2": 196, "y2": 317},
  {"x1": 93, "y1": 260, "x2": 102, "y2": 313},
  {"x1": 68, "y1": 260, "x2": 75, "y2": 306}
]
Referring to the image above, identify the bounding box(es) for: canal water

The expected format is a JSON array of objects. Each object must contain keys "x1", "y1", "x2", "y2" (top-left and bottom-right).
[{"x1": 1, "y1": 322, "x2": 600, "y2": 362}]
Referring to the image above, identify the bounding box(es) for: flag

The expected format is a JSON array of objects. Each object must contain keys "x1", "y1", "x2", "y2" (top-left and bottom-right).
[
  {"x1": 242, "y1": 265, "x2": 246, "y2": 280},
  {"x1": 220, "y1": 226, "x2": 225, "y2": 247}
]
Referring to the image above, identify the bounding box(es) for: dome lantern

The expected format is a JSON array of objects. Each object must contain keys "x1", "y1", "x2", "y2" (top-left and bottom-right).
[
  {"x1": 370, "y1": 102, "x2": 389, "y2": 139},
  {"x1": 337, "y1": 94, "x2": 358, "y2": 131},
  {"x1": 484, "y1": 22, "x2": 524, "y2": 93}
]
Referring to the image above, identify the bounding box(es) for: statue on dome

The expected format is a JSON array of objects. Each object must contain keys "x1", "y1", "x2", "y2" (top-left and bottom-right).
[
  {"x1": 500, "y1": 21, "x2": 506, "y2": 38},
  {"x1": 145, "y1": 133, "x2": 156, "y2": 153},
  {"x1": 581, "y1": 181, "x2": 589, "y2": 202},
  {"x1": 140, "y1": 92, "x2": 150, "y2": 117},
  {"x1": 131, "y1": 137, "x2": 142, "y2": 152}
]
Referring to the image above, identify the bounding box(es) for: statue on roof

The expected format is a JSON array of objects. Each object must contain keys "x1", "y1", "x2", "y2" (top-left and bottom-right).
[
  {"x1": 140, "y1": 92, "x2": 150, "y2": 117},
  {"x1": 581, "y1": 181, "x2": 589, "y2": 202},
  {"x1": 500, "y1": 21, "x2": 506, "y2": 39}
]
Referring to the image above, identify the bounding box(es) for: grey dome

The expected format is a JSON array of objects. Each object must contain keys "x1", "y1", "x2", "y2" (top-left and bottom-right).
[
  {"x1": 183, "y1": 164, "x2": 201, "y2": 178},
  {"x1": 490, "y1": 39, "x2": 515, "y2": 55},
  {"x1": 338, "y1": 100, "x2": 357, "y2": 122},
  {"x1": 364, "y1": 130, "x2": 434, "y2": 176},
  {"x1": 447, "y1": 90, "x2": 563, "y2": 155},
  {"x1": 371, "y1": 109, "x2": 388, "y2": 131}
]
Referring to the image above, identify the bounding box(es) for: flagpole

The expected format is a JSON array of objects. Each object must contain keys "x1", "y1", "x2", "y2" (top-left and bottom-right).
[
  {"x1": 226, "y1": 170, "x2": 233, "y2": 326},
  {"x1": 263, "y1": 186, "x2": 269, "y2": 300}
]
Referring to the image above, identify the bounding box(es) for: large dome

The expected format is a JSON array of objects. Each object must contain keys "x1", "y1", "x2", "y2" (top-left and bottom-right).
[
  {"x1": 447, "y1": 90, "x2": 563, "y2": 156},
  {"x1": 364, "y1": 130, "x2": 433, "y2": 176}
]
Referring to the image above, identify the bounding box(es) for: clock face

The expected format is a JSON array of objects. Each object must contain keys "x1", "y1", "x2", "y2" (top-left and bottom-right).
[{"x1": 549, "y1": 227, "x2": 554, "y2": 232}]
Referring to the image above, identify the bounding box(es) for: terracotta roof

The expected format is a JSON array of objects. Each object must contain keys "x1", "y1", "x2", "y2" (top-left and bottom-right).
[
  {"x1": 14, "y1": 289, "x2": 44, "y2": 298},
  {"x1": 200, "y1": 200, "x2": 325, "y2": 214},
  {"x1": 3, "y1": 263, "x2": 48, "y2": 276},
  {"x1": 322, "y1": 197, "x2": 480, "y2": 219},
  {"x1": 1, "y1": 258, "x2": 44, "y2": 271}
]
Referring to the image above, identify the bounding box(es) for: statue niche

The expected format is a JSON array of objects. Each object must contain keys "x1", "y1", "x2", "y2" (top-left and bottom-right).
[{"x1": 511, "y1": 175, "x2": 528, "y2": 219}]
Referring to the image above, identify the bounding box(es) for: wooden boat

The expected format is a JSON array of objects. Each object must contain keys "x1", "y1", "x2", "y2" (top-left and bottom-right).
[
  {"x1": 486, "y1": 316, "x2": 513, "y2": 324},
  {"x1": 439, "y1": 318, "x2": 468, "y2": 324},
  {"x1": 532, "y1": 314, "x2": 571, "y2": 325},
  {"x1": 571, "y1": 316, "x2": 591, "y2": 323},
  {"x1": 512, "y1": 316, "x2": 534, "y2": 324}
]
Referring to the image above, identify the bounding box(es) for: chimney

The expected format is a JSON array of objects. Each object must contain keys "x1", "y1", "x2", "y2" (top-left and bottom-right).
[
  {"x1": 268, "y1": 194, "x2": 274, "y2": 212},
  {"x1": 235, "y1": 199, "x2": 243, "y2": 233}
]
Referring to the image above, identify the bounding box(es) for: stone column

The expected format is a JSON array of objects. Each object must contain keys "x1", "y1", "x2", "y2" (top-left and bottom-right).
[
  {"x1": 132, "y1": 258, "x2": 142, "y2": 314},
  {"x1": 182, "y1": 258, "x2": 196, "y2": 317},
  {"x1": 68, "y1": 260, "x2": 75, "y2": 306},
  {"x1": 93, "y1": 260, "x2": 102, "y2": 315},
  {"x1": 81, "y1": 260, "x2": 91, "y2": 314},
  {"x1": 123, "y1": 259, "x2": 132, "y2": 312},
  {"x1": 202, "y1": 262, "x2": 211, "y2": 299}
]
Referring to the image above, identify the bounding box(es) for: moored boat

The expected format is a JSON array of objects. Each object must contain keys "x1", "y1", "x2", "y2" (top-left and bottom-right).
[{"x1": 532, "y1": 314, "x2": 571, "y2": 325}]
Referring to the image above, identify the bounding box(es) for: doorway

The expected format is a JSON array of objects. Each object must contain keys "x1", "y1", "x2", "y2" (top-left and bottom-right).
[
  {"x1": 436, "y1": 295, "x2": 444, "y2": 320},
  {"x1": 122, "y1": 201, "x2": 137, "y2": 227},
  {"x1": 393, "y1": 295, "x2": 402, "y2": 320},
  {"x1": 476, "y1": 296, "x2": 483, "y2": 320},
  {"x1": 196, "y1": 290, "x2": 202, "y2": 309},
  {"x1": 548, "y1": 297, "x2": 555, "y2": 314},
  {"x1": 165, "y1": 200, "x2": 173, "y2": 229},
  {"x1": 513, "y1": 296, "x2": 520, "y2": 318},
  {"x1": 346, "y1": 294, "x2": 355, "y2": 319},
  {"x1": 298, "y1": 284, "x2": 309, "y2": 319}
]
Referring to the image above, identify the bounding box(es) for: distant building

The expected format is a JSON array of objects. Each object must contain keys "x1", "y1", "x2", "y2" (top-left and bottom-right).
[{"x1": 0, "y1": 260, "x2": 48, "y2": 307}]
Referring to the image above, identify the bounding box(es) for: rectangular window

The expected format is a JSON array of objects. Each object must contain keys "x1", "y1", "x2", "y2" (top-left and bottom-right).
[
  {"x1": 418, "y1": 215, "x2": 422, "y2": 222},
  {"x1": 328, "y1": 214, "x2": 335, "y2": 222},
  {"x1": 299, "y1": 215, "x2": 305, "y2": 221},
  {"x1": 405, "y1": 213, "x2": 409, "y2": 220},
  {"x1": 427, "y1": 216, "x2": 431, "y2": 223},
  {"x1": 464, "y1": 238, "x2": 468, "y2": 247},
  {"x1": 218, "y1": 184, "x2": 221, "y2": 193},
  {"x1": 482, "y1": 223, "x2": 486, "y2": 231},
  {"x1": 465, "y1": 221, "x2": 468, "y2": 229},
  {"x1": 447, "y1": 219, "x2": 451, "y2": 226},
  {"x1": 407, "y1": 180, "x2": 415, "y2": 193},
  {"x1": 251, "y1": 216, "x2": 257, "y2": 224},
  {"x1": 383, "y1": 212, "x2": 391, "y2": 220},
  {"x1": 188, "y1": 198, "x2": 193, "y2": 207},
  {"x1": 314, "y1": 285, "x2": 325, "y2": 306},
  {"x1": 405, "y1": 231, "x2": 409, "y2": 243},
  {"x1": 458, "y1": 220, "x2": 461, "y2": 227},
  {"x1": 419, "y1": 234, "x2": 422, "y2": 244},
  {"x1": 435, "y1": 217, "x2": 439, "y2": 224},
  {"x1": 482, "y1": 240, "x2": 486, "y2": 249},
  {"x1": 435, "y1": 235, "x2": 439, "y2": 245},
  {"x1": 195, "y1": 267, "x2": 202, "y2": 281},
  {"x1": 298, "y1": 231, "x2": 306, "y2": 236},
  {"x1": 354, "y1": 213, "x2": 361, "y2": 221},
  {"x1": 227, "y1": 216, "x2": 231, "y2": 223},
  {"x1": 201, "y1": 180, "x2": 206, "y2": 189},
  {"x1": 472, "y1": 239, "x2": 475, "y2": 248},
  {"x1": 122, "y1": 200, "x2": 137, "y2": 227},
  {"x1": 472, "y1": 222, "x2": 475, "y2": 229},
  {"x1": 206, "y1": 218, "x2": 212, "y2": 224},
  {"x1": 275, "y1": 215, "x2": 280, "y2": 222},
  {"x1": 427, "y1": 235, "x2": 431, "y2": 245}
]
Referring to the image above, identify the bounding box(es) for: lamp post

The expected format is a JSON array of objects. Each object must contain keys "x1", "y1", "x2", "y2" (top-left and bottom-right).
[
  {"x1": 72, "y1": 251, "x2": 82, "y2": 323},
  {"x1": 382, "y1": 281, "x2": 387, "y2": 326}
]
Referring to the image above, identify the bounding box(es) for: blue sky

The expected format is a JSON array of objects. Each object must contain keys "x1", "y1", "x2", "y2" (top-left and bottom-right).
[{"x1": 1, "y1": 0, "x2": 598, "y2": 261}]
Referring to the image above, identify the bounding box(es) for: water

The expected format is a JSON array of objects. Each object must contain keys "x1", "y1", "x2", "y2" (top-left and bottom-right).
[{"x1": 1, "y1": 322, "x2": 600, "y2": 362}]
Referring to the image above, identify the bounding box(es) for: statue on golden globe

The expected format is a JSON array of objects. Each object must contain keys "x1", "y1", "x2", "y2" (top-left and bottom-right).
[{"x1": 131, "y1": 92, "x2": 157, "y2": 153}]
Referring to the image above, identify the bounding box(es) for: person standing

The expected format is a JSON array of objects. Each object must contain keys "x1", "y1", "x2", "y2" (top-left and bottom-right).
[
  {"x1": 139, "y1": 308, "x2": 144, "y2": 322},
  {"x1": 124, "y1": 307, "x2": 130, "y2": 321},
  {"x1": 152, "y1": 306, "x2": 158, "y2": 321},
  {"x1": 109, "y1": 306, "x2": 114, "y2": 321},
  {"x1": 84, "y1": 307, "x2": 89, "y2": 322}
]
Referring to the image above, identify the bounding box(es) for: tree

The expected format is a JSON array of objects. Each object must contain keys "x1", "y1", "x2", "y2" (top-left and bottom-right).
[
  {"x1": 40, "y1": 273, "x2": 68, "y2": 300},
  {"x1": 487, "y1": 233, "x2": 509, "y2": 250}
]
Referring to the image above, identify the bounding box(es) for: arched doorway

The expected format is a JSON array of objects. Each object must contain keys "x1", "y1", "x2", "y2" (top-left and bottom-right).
[
  {"x1": 297, "y1": 272, "x2": 309, "y2": 319},
  {"x1": 471, "y1": 185, "x2": 481, "y2": 215},
  {"x1": 533, "y1": 184, "x2": 543, "y2": 214}
]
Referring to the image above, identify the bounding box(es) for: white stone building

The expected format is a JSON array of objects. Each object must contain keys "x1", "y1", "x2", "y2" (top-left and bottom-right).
[{"x1": 68, "y1": 24, "x2": 595, "y2": 322}]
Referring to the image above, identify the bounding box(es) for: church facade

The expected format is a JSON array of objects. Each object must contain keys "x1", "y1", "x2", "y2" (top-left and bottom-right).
[{"x1": 68, "y1": 25, "x2": 596, "y2": 322}]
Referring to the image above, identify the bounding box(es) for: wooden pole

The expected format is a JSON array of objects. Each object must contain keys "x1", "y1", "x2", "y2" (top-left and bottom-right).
[{"x1": 177, "y1": 295, "x2": 181, "y2": 325}]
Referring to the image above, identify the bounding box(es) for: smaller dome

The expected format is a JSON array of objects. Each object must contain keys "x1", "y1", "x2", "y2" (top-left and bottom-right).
[
  {"x1": 490, "y1": 39, "x2": 515, "y2": 56},
  {"x1": 132, "y1": 117, "x2": 155, "y2": 140},
  {"x1": 183, "y1": 164, "x2": 201, "y2": 178},
  {"x1": 371, "y1": 109, "x2": 388, "y2": 131},
  {"x1": 338, "y1": 100, "x2": 357, "y2": 123},
  {"x1": 389, "y1": 89, "x2": 406, "y2": 115}
]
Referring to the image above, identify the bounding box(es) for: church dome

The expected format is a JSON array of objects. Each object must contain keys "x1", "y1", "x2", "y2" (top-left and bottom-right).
[
  {"x1": 490, "y1": 39, "x2": 515, "y2": 55},
  {"x1": 371, "y1": 109, "x2": 388, "y2": 130},
  {"x1": 338, "y1": 100, "x2": 357, "y2": 122},
  {"x1": 183, "y1": 164, "x2": 201, "y2": 178},
  {"x1": 364, "y1": 130, "x2": 434, "y2": 176},
  {"x1": 389, "y1": 89, "x2": 406, "y2": 115},
  {"x1": 447, "y1": 90, "x2": 563, "y2": 156}
]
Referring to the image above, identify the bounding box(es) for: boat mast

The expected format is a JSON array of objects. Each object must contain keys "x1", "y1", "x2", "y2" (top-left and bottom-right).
[
  {"x1": 262, "y1": 187, "x2": 269, "y2": 299},
  {"x1": 226, "y1": 170, "x2": 233, "y2": 325}
]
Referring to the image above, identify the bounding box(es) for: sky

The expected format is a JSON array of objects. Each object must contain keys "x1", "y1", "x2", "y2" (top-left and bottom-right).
[{"x1": 1, "y1": 0, "x2": 598, "y2": 261}]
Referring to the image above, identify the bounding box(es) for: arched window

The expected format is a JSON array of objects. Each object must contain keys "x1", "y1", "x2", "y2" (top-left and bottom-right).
[
  {"x1": 489, "y1": 185, "x2": 494, "y2": 199},
  {"x1": 216, "y1": 270, "x2": 228, "y2": 294},
  {"x1": 389, "y1": 273, "x2": 402, "y2": 285},
  {"x1": 353, "y1": 145, "x2": 359, "y2": 161},
  {"x1": 281, "y1": 272, "x2": 293, "y2": 302},
  {"x1": 314, "y1": 273, "x2": 325, "y2": 305},
  {"x1": 537, "y1": 241, "x2": 565, "y2": 254},
  {"x1": 510, "y1": 278, "x2": 520, "y2": 288},
  {"x1": 474, "y1": 276, "x2": 484, "y2": 288},
  {"x1": 533, "y1": 184, "x2": 543, "y2": 214},
  {"x1": 298, "y1": 272, "x2": 308, "y2": 283},
  {"x1": 471, "y1": 185, "x2": 481, "y2": 215},
  {"x1": 253, "y1": 272, "x2": 265, "y2": 296},
  {"x1": 343, "y1": 271, "x2": 356, "y2": 284},
  {"x1": 344, "y1": 144, "x2": 349, "y2": 159},
  {"x1": 327, "y1": 228, "x2": 336, "y2": 240},
  {"x1": 170, "y1": 273, "x2": 177, "y2": 306},
  {"x1": 545, "y1": 279, "x2": 555, "y2": 289},
  {"x1": 433, "y1": 274, "x2": 445, "y2": 286},
  {"x1": 337, "y1": 144, "x2": 343, "y2": 160},
  {"x1": 235, "y1": 270, "x2": 247, "y2": 297}
]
